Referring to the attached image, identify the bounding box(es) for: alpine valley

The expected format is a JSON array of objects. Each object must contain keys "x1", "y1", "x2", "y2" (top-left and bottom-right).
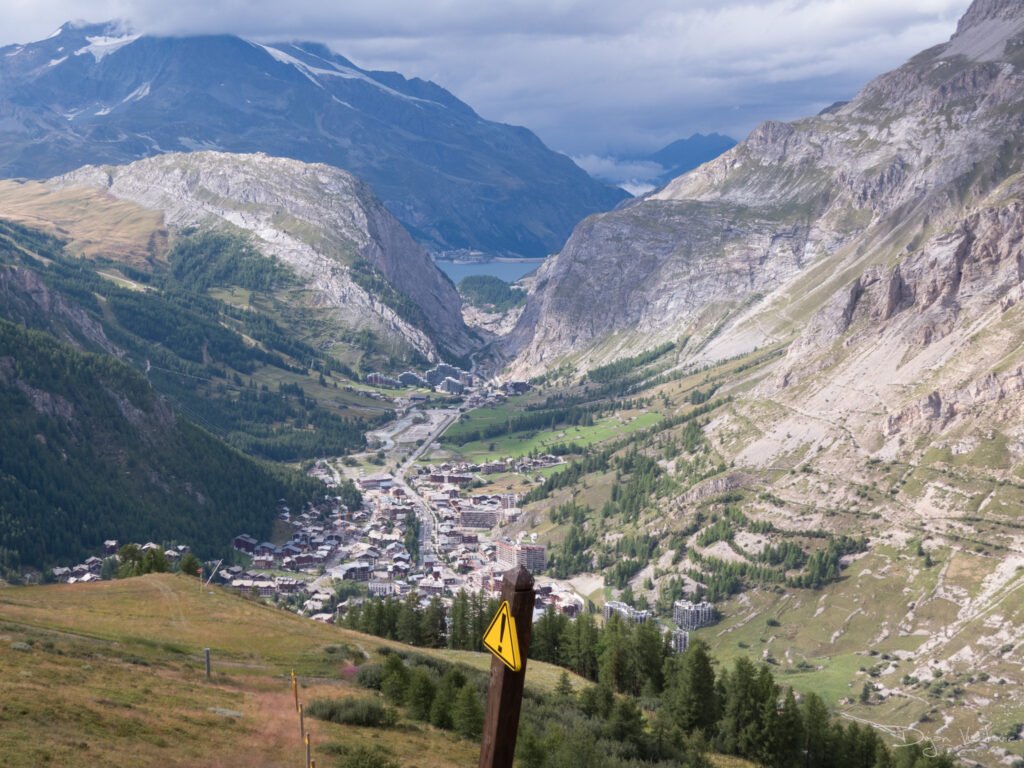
[{"x1": 2, "y1": 3, "x2": 1024, "y2": 768}]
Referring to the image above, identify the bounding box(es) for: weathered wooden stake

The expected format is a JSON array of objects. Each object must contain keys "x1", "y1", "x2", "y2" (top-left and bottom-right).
[
  {"x1": 305, "y1": 732, "x2": 311, "y2": 768},
  {"x1": 292, "y1": 670, "x2": 299, "y2": 712},
  {"x1": 204, "y1": 648, "x2": 211, "y2": 680},
  {"x1": 299, "y1": 703, "x2": 305, "y2": 739},
  {"x1": 478, "y1": 565, "x2": 535, "y2": 768}
]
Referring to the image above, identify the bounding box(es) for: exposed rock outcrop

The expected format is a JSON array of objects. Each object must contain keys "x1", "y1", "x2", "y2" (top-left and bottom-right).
[
  {"x1": 54, "y1": 152, "x2": 477, "y2": 360},
  {"x1": 0, "y1": 264, "x2": 121, "y2": 355},
  {"x1": 505, "y1": 0, "x2": 1024, "y2": 378}
]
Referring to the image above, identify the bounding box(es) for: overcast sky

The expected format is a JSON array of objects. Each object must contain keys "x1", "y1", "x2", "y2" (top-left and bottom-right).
[{"x1": 3, "y1": 1, "x2": 972, "y2": 185}]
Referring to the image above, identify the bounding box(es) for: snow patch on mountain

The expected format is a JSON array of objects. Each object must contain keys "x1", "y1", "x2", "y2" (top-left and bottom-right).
[
  {"x1": 74, "y1": 33, "x2": 140, "y2": 62},
  {"x1": 253, "y1": 42, "x2": 439, "y2": 107},
  {"x1": 121, "y1": 83, "x2": 150, "y2": 104}
]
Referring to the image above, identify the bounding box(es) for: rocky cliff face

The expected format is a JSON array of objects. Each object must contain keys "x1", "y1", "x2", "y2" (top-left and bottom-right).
[
  {"x1": 505, "y1": 0, "x2": 1024, "y2": 377},
  {"x1": 54, "y1": 152, "x2": 477, "y2": 360},
  {"x1": 0, "y1": 263, "x2": 121, "y2": 356}
]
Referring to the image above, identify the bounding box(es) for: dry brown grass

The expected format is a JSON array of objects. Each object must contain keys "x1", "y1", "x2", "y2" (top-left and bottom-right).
[{"x1": 0, "y1": 180, "x2": 167, "y2": 265}]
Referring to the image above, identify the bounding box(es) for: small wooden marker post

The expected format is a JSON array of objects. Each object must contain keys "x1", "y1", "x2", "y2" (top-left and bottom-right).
[
  {"x1": 304, "y1": 732, "x2": 311, "y2": 768},
  {"x1": 299, "y1": 703, "x2": 305, "y2": 739},
  {"x1": 478, "y1": 565, "x2": 535, "y2": 768},
  {"x1": 292, "y1": 670, "x2": 299, "y2": 712},
  {"x1": 204, "y1": 648, "x2": 211, "y2": 680}
]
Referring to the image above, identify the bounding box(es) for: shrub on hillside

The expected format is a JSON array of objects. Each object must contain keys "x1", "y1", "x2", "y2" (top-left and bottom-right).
[{"x1": 305, "y1": 697, "x2": 396, "y2": 728}]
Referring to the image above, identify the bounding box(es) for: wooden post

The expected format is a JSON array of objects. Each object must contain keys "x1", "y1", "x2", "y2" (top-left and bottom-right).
[
  {"x1": 292, "y1": 670, "x2": 299, "y2": 712},
  {"x1": 299, "y1": 703, "x2": 305, "y2": 740},
  {"x1": 305, "y1": 732, "x2": 311, "y2": 768},
  {"x1": 478, "y1": 565, "x2": 535, "y2": 768},
  {"x1": 204, "y1": 648, "x2": 211, "y2": 680}
]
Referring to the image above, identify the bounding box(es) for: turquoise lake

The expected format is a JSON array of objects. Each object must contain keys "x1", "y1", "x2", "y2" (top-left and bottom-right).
[{"x1": 436, "y1": 260, "x2": 543, "y2": 284}]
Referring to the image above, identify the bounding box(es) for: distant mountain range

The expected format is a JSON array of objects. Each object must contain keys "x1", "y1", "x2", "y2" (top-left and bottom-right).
[
  {"x1": 0, "y1": 21, "x2": 627, "y2": 257},
  {"x1": 643, "y1": 133, "x2": 738, "y2": 185}
]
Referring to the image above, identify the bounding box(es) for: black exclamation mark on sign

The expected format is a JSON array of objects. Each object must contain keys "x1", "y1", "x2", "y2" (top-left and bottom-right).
[{"x1": 497, "y1": 613, "x2": 506, "y2": 654}]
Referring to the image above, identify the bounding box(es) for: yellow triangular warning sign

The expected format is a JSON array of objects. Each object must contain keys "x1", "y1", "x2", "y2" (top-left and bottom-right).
[{"x1": 482, "y1": 600, "x2": 520, "y2": 672}]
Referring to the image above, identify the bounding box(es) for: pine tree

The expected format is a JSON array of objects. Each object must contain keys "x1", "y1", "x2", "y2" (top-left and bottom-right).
[
  {"x1": 715, "y1": 656, "x2": 761, "y2": 757},
  {"x1": 679, "y1": 731, "x2": 714, "y2": 768},
  {"x1": 598, "y1": 613, "x2": 636, "y2": 693},
  {"x1": 661, "y1": 639, "x2": 719, "y2": 738},
  {"x1": 179, "y1": 552, "x2": 201, "y2": 576},
  {"x1": 405, "y1": 668, "x2": 436, "y2": 721},
  {"x1": 452, "y1": 683, "x2": 483, "y2": 739},
  {"x1": 634, "y1": 618, "x2": 667, "y2": 694},
  {"x1": 555, "y1": 670, "x2": 574, "y2": 699},
  {"x1": 396, "y1": 593, "x2": 422, "y2": 645},
  {"x1": 419, "y1": 597, "x2": 447, "y2": 648},
  {"x1": 381, "y1": 654, "x2": 409, "y2": 706},
  {"x1": 448, "y1": 590, "x2": 471, "y2": 650},
  {"x1": 606, "y1": 697, "x2": 646, "y2": 756},
  {"x1": 430, "y1": 669, "x2": 465, "y2": 729},
  {"x1": 801, "y1": 692, "x2": 833, "y2": 768}
]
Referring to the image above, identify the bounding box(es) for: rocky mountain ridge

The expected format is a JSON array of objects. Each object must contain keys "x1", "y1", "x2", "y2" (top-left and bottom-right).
[
  {"x1": 0, "y1": 22, "x2": 627, "y2": 258},
  {"x1": 47, "y1": 151, "x2": 476, "y2": 361},
  {"x1": 505, "y1": 0, "x2": 1024, "y2": 379}
]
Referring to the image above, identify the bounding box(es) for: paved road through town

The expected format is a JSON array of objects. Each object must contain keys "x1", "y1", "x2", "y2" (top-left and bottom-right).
[{"x1": 391, "y1": 407, "x2": 460, "y2": 561}]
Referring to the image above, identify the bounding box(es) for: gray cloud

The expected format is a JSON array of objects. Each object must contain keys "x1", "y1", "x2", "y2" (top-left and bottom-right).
[
  {"x1": 570, "y1": 155, "x2": 665, "y2": 195},
  {"x1": 1, "y1": 0, "x2": 972, "y2": 155}
]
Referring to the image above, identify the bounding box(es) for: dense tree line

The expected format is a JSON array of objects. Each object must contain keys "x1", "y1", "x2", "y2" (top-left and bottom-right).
[
  {"x1": 457, "y1": 274, "x2": 526, "y2": 312},
  {"x1": 789, "y1": 536, "x2": 868, "y2": 589},
  {"x1": 443, "y1": 402, "x2": 630, "y2": 446},
  {"x1": 523, "y1": 448, "x2": 615, "y2": 503},
  {"x1": 606, "y1": 449, "x2": 667, "y2": 523},
  {"x1": 524, "y1": 399, "x2": 723, "y2": 506},
  {"x1": 0, "y1": 319, "x2": 322, "y2": 572},
  {"x1": 168, "y1": 229, "x2": 292, "y2": 292},
  {"x1": 341, "y1": 590, "x2": 500, "y2": 652},
  {"x1": 549, "y1": 519, "x2": 599, "y2": 578},
  {"x1": 108, "y1": 290, "x2": 285, "y2": 374},
  {"x1": 404, "y1": 510, "x2": 420, "y2": 564},
  {"x1": 586, "y1": 342, "x2": 677, "y2": 384},
  {"x1": 345, "y1": 599, "x2": 954, "y2": 768}
]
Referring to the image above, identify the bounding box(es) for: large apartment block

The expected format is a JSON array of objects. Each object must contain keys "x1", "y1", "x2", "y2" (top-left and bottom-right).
[
  {"x1": 673, "y1": 599, "x2": 716, "y2": 631},
  {"x1": 496, "y1": 538, "x2": 547, "y2": 573}
]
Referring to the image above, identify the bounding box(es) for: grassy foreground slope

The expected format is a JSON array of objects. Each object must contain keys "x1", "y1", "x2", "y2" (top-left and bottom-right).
[{"x1": 0, "y1": 575, "x2": 753, "y2": 768}]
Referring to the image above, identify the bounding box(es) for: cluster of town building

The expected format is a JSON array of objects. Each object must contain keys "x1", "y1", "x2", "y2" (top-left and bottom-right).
[
  {"x1": 220, "y1": 475, "x2": 587, "y2": 624},
  {"x1": 220, "y1": 436, "x2": 716, "y2": 652},
  {"x1": 365, "y1": 363, "x2": 479, "y2": 395},
  {"x1": 50, "y1": 540, "x2": 192, "y2": 583},
  {"x1": 364, "y1": 364, "x2": 532, "y2": 402},
  {"x1": 411, "y1": 454, "x2": 563, "y2": 485},
  {"x1": 47, "y1": 368, "x2": 716, "y2": 655}
]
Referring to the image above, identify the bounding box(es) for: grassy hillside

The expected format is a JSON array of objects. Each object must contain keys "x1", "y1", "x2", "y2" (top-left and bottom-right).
[{"x1": 0, "y1": 575, "x2": 757, "y2": 768}]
